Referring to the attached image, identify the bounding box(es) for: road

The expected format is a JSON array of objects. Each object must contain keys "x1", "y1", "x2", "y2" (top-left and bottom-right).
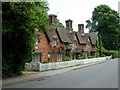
[{"x1": 4, "y1": 58, "x2": 118, "y2": 88}]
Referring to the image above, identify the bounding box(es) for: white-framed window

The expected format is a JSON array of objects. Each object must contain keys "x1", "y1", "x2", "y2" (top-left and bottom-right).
[
  {"x1": 52, "y1": 39, "x2": 57, "y2": 46},
  {"x1": 36, "y1": 38, "x2": 39, "y2": 44},
  {"x1": 57, "y1": 53, "x2": 62, "y2": 61},
  {"x1": 74, "y1": 40, "x2": 77, "y2": 46},
  {"x1": 35, "y1": 34, "x2": 41, "y2": 44}
]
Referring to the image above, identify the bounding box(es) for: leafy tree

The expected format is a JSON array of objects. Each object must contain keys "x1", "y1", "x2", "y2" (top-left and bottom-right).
[
  {"x1": 86, "y1": 5, "x2": 120, "y2": 50},
  {"x1": 96, "y1": 34, "x2": 103, "y2": 56},
  {"x1": 86, "y1": 20, "x2": 96, "y2": 32},
  {"x1": 2, "y1": 2, "x2": 49, "y2": 78},
  {"x1": 57, "y1": 19, "x2": 65, "y2": 28}
]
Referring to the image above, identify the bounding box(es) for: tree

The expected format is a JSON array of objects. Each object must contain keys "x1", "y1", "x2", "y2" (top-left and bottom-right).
[
  {"x1": 2, "y1": 2, "x2": 49, "y2": 78},
  {"x1": 57, "y1": 19, "x2": 65, "y2": 28},
  {"x1": 86, "y1": 20, "x2": 96, "y2": 32},
  {"x1": 86, "y1": 5, "x2": 120, "y2": 50}
]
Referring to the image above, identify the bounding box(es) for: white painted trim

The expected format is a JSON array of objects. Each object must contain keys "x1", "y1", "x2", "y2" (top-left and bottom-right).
[{"x1": 25, "y1": 56, "x2": 112, "y2": 71}]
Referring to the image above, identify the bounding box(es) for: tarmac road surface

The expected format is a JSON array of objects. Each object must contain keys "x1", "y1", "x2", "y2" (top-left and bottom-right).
[{"x1": 3, "y1": 58, "x2": 118, "y2": 88}]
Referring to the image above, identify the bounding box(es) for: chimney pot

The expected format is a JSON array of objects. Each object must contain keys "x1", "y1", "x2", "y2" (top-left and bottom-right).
[
  {"x1": 78, "y1": 24, "x2": 84, "y2": 33},
  {"x1": 65, "y1": 19, "x2": 73, "y2": 30},
  {"x1": 49, "y1": 14, "x2": 57, "y2": 26}
]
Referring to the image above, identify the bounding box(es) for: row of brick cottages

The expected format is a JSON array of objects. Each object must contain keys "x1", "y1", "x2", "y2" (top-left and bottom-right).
[{"x1": 33, "y1": 14, "x2": 98, "y2": 63}]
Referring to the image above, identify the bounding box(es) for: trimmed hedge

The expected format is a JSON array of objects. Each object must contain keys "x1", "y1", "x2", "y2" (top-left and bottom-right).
[
  {"x1": 78, "y1": 56, "x2": 97, "y2": 60},
  {"x1": 63, "y1": 56, "x2": 71, "y2": 61},
  {"x1": 87, "y1": 56, "x2": 96, "y2": 59},
  {"x1": 78, "y1": 56, "x2": 87, "y2": 60},
  {"x1": 102, "y1": 49, "x2": 120, "y2": 59}
]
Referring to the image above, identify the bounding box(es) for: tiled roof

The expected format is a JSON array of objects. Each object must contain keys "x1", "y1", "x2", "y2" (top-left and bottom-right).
[
  {"x1": 76, "y1": 33, "x2": 86, "y2": 44},
  {"x1": 67, "y1": 31, "x2": 76, "y2": 42},
  {"x1": 46, "y1": 27, "x2": 56, "y2": 41},
  {"x1": 45, "y1": 26, "x2": 98, "y2": 45},
  {"x1": 57, "y1": 28, "x2": 72, "y2": 43},
  {"x1": 76, "y1": 32, "x2": 98, "y2": 45},
  {"x1": 89, "y1": 32, "x2": 98, "y2": 45}
]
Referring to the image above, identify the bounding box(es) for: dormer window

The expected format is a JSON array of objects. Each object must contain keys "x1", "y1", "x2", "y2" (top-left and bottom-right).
[
  {"x1": 74, "y1": 40, "x2": 77, "y2": 46},
  {"x1": 52, "y1": 39, "x2": 57, "y2": 46},
  {"x1": 52, "y1": 35, "x2": 58, "y2": 47}
]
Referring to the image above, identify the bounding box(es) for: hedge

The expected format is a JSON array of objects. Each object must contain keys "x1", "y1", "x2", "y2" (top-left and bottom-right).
[{"x1": 63, "y1": 56, "x2": 72, "y2": 61}]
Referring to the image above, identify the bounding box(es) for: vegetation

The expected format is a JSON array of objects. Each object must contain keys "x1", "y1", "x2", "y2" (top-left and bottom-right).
[
  {"x1": 86, "y1": 5, "x2": 120, "y2": 50},
  {"x1": 2, "y1": 2, "x2": 49, "y2": 78},
  {"x1": 86, "y1": 4, "x2": 120, "y2": 58},
  {"x1": 78, "y1": 56, "x2": 97, "y2": 60},
  {"x1": 101, "y1": 49, "x2": 120, "y2": 59},
  {"x1": 66, "y1": 44, "x2": 72, "y2": 58},
  {"x1": 57, "y1": 19, "x2": 65, "y2": 28},
  {"x1": 78, "y1": 56, "x2": 87, "y2": 60},
  {"x1": 63, "y1": 56, "x2": 72, "y2": 61}
]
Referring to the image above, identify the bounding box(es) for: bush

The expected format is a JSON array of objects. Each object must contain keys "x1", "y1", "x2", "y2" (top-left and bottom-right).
[
  {"x1": 110, "y1": 50, "x2": 120, "y2": 59},
  {"x1": 95, "y1": 53, "x2": 99, "y2": 57},
  {"x1": 63, "y1": 56, "x2": 71, "y2": 61},
  {"x1": 100, "y1": 54, "x2": 106, "y2": 57},
  {"x1": 78, "y1": 56, "x2": 87, "y2": 60},
  {"x1": 87, "y1": 56, "x2": 96, "y2": 59},
  {"x1": 102, "y1": 49, "x2": 120, "y2": 59}
]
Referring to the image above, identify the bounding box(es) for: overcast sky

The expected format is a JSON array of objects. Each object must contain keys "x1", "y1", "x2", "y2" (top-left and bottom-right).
[{"x1": 47, "y1": 0, "x2": 120, "y2": 33}]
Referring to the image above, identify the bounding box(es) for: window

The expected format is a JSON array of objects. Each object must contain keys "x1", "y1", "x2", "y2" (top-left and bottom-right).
[
  {"x1": 35, "y1": 34, "x2": 41, "y2": 44},
  {"x1": 52, "y1": 39, "x2": 57, "y2": 46},
  {"x1": 74, "y1": 40, "x2": 77, "y2": 46},
  {"x1": 36, "y1": 38, "x2": 39, "y2": 44},
  {"x1": 36, "y1": 37, "x2": 40, "y2": 44},
  {"x1": 57, "y1": 53, "x2": 62, "y2": 61}
]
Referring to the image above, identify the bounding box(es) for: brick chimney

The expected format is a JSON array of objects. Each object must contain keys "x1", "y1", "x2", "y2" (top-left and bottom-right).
[
  {"x1": 65, "y1": 19, "x2": 73, "y2": 30},
  {"x1": 49, "y1": 14, "x2": 57, "y2": 26},
  {"x1": 78, "y1": 24, "x2": 84, "y2": 33}
]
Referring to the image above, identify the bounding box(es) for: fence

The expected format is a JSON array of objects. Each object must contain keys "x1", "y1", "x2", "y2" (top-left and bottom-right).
[{"x1": 25, "y1": 56, "x2": 112, "y2": 72}]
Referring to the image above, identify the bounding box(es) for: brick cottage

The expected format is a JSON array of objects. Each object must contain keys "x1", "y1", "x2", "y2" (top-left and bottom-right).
[{"x1": 33, "y1": 14, "x2": 98, "y2": 63}]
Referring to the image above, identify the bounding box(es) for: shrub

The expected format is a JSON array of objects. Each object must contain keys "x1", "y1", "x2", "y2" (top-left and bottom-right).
[
  {"x1": 100, "y1": 54, "x2": 106, "y2": 57},
  {"x1": 87, "y1": 56, "x2": 96, "y2": 59},
  {"x1": 78, "y1": 56, "x2": 87, "y2": 60},
  {"x1": 95, "y1": 53, "x2": 99, "y2": 57},
  {"x1": 101, "y1": 49, "x2": 120, "y2": 58},
  {"x1": 63, "y1": 56, "x2": 71, "y2": 61},
  {"x1": 110, "y1": 50, "x2": 120, "y2": 59}
]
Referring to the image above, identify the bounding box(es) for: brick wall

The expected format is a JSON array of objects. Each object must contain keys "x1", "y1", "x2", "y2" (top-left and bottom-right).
[
  {"x1": 48, "y1": 32, "x2": 66, "y2": 62},
  {"x1": 35, "y1": 31, "x2": 49, "y2": 63},
  {"x1": 76, "y1": 43, "x2": 93, "y2": 56}
]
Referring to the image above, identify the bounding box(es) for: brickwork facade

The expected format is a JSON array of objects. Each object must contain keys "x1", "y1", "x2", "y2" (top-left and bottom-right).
[{"x1": 33, "y1": 14, "x2": 98, "y2": 63}]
